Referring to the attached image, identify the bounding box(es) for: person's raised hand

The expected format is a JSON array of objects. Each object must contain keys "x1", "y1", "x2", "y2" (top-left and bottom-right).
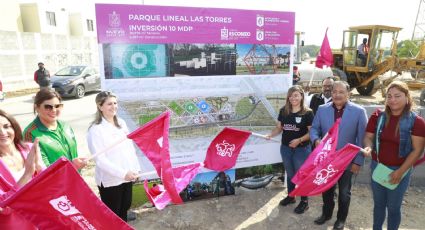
[
  {"x1": 24, "y1": 140, "x2": 38, "y2": 176},
  {"x1": 72, "y1": 157, "x2": 87, "y2": 170}
]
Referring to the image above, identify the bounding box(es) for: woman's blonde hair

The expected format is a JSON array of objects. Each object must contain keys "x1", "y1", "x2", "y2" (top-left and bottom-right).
[
  {"x1": 91, "y1": 91, "x2": 121, "y2": 128},
  {"x1": 281, "y1": 85, "x2": 311, "y2": 116}
]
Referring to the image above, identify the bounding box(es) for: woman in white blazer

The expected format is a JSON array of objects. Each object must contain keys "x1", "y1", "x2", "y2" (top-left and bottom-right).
[{"x1": 87, "y1": 91, "x2": 140, "y2": 222}]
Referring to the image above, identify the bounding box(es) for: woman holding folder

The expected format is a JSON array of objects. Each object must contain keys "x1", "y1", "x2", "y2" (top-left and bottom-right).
[{"x1": 363, "y1": 81, "x2": 425, "y2": 230}]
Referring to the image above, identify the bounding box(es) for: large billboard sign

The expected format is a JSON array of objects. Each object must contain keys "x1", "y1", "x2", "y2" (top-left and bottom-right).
[{"x1": 95, "y1": 4, "x2": 295, "y2": 180}]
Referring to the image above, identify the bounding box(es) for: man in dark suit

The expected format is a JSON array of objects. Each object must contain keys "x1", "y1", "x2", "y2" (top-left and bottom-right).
[
  {"x1": 310, "y1": 81, "x2": 368, "y2": 230},
  {"x1": 308, "y1": 77, "x2": 334, "y2": 114}
]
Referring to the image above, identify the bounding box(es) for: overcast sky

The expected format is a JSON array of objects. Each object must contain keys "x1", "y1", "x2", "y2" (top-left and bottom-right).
[{"x1": 91, "y1": 0, "x2": 422, "y2": 47}]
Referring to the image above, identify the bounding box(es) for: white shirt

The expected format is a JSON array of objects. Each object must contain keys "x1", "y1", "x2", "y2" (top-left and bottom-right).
[
  {"x1": 306, "y1": 93, "x2": 332, "y2": 108},
  {"x1": 323, "y1": 94, "x2": 332, "y2": 104},
  {"x1": 358, "y1": 43, "x2": 368, "y2": 55},
  {"x1": 87, "y1": 117, "x2": 141, "y2": 187}
]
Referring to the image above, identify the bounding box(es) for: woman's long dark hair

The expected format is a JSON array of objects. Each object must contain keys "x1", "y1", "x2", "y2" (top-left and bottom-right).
[
  {"x1": 0, "y1": 109, "x2": 27, "y2": 150},
  {"x1": 384, "y1": 81, "x2": 414, "y2": 134},
  {"x1": 33, "y1": 89, "x2": 62, "y2": 114}
]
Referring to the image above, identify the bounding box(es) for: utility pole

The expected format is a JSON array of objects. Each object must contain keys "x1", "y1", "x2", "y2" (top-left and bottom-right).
[
  {"x1": 412, "y1": 0, "x2": 425, "y2": 41},
  {"x1": 294, "y1": 31, "x2": 304, "y2": 64}
]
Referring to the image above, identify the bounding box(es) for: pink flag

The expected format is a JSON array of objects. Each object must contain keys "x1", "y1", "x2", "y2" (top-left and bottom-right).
[
  {"x1": 203, "y1": 127, "x2": 251, "y2": 171},
  {"x1": 289, "y1": 144, "x2": 361, "y2": 197},
  {"x1": 315, "y1": 28, "x2": 333, "y2": 69},
  {"x1": 0, "y1": 158, "x2": 133, "y2": 230},
  {"x1": 127, "y1": 111, "x2": 169, "y2": 176},
  {"x1": 292, "y1": 118, "x2": 341, "y2": 185},
  {"x1": 128, "y1": 111, "x2": 183, "y2": 205},
  {"x1": 0, "y1": 207, "x2": 37, "y2": 230},
  {"x1": 144, "y1": 163, "x2": 201, "y2": 210}
]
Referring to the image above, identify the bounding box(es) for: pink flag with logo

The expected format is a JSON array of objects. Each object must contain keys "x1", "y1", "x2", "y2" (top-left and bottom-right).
[
  {"x1": 203, "y1": 127, "x2": 251, "y2": 171},
  {"x1": 315, "y1": 28, "x2": 333, "y2": 69},
  {"x1": 144, "y1": 163, "x2": 201, "y2": 210},
  {"x1": 289, "y1": 144, "x2": 361, "y2": 197},
  {"x1": 292, "y1": 118, "x2": 341, "y2": 185},
  {"x1": 127, "y1": 111, "x2": 183, "y2": 205},
  {"x1": 0, "y1": 158, "x2": 133, "y2": 230}
]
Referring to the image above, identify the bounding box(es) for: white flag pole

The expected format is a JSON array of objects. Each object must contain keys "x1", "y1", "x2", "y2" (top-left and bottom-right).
[
  {"x1": 85, "y1": 137, "x2": 128, "y2": 162},
  {"x1": 251, "y1": 132, "x2": 281, "y2": 143},
  {"x1": 308, "y1": 66, "x2": 316, "y2": 87}
]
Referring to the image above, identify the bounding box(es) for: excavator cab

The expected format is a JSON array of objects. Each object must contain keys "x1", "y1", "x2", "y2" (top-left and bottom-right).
[
  {"x1": 333, "y1": 25, "x2": 401, "y2": 95},
  {"x1": 342, "y1": 28, "x2": 397, "y2": 68}
]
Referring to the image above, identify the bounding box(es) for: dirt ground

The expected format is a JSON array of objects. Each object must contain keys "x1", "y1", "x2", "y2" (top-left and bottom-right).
[{"x1": 129, "y1": 178, "x2": 425, "y2": 230}]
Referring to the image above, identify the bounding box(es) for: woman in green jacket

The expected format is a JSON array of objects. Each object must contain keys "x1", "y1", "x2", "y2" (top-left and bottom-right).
[{"x1": 23, "y1": 89, "x2": 86, "y2": 169}]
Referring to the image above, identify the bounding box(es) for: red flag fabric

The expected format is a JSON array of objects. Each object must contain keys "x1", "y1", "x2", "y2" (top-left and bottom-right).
[
  {"x1": 144, "y1": 163, "x2": 201, "y2": 210},
  {"x1": 289, "y1": 144, "x2": 360, "y2": 197},
  {"x1": 0, "y1": 158, "x2": 133, "y2": 230},
  {"x1": 315, "y1": 28, "x2": 333, "y2": 69},
  {"x1": 203, "y1": 127, "x2": 251, "y2": 171},
  {"x1": 128, "y1": 111, "x2": 182, "y2": 205},
  {"x1": 0, "y1": 207, "x2": 37, "y2": 230},
  {"x1": 292, "y1": 118, "x2": 341, "y2": 185},
  {"x1": 128, "y1": 111, "x2": 169, "y2": 176}
]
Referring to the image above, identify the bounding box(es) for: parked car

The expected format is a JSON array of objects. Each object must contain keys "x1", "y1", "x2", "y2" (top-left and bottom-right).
[{"x1": 51, "y1": 66, "x2": 100, "y2": 98}]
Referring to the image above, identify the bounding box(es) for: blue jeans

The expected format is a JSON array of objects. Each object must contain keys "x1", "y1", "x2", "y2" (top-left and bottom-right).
[
  {"x1": 280, "y1": 144, "x2": 311, "y2": 200},
  {"x1": 371, "y1": 160, "x2": 411, "y2": 230}
]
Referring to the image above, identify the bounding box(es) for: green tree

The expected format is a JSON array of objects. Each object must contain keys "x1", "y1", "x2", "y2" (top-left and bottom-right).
[
  {"x1": 302, "y1": 45, "x2": 320, "y2": 58},
  {"x1": 397, "y1": 40, "x2": 420, "y2": 58}
]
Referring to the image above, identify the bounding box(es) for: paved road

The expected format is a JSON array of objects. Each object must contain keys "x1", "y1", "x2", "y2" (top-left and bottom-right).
[{"x1": 0, "y1": 91, "x2": 99, "y2": 158}]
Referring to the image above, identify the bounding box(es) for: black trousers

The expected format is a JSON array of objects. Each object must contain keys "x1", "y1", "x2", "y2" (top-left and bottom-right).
[
  {"x1": 98, "y1": 182, "x2": 133, "y2": 222},
  {"x1": 358, "y1": 54, "x2": 367, "y2": 66},
  {"x1": 321, "y1": 170, "x2": 353, "y2": 221}
]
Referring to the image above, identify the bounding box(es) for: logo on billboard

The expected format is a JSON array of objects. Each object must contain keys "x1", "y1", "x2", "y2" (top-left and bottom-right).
[
  {"x1": 221, "y1": 27, "x2": 229, "y2": 40},
  {"x1": 109, "y1": 11, "x2": 120, "y2": 28},
  {"x1": 49, "y1": 195, "x2": 81, "y2": 216},
  {"x1": 256, "y1": 14, "x2": 264, "y2": 27},
  {"x1": 106, "y1": 11, "x2": 125, "y2": 38},
  {"x1": 256, "y1": 29, "x2": 264, "y2": 41},
  {"x1": 216, "y1": 140, "x2": 235, "y2": 157}
]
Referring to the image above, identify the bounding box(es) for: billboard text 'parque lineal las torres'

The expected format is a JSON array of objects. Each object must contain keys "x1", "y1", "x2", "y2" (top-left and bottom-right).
[{"x1": 95, "y1": 4, "x2": 295, "y2": 44}]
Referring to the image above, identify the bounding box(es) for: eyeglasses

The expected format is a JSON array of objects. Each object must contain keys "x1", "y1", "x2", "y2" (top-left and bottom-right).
[{"x1": 43, "y1": 103, "x2": 64, "y2": 111}]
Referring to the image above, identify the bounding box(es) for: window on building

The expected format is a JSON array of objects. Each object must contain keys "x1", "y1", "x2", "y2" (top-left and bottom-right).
[
  {"x1": 46, "y1": 11, "x2": 56, "y2": 26},
  {"x1": 87, "y1": 19, "x2": 94, "y2": 31}
]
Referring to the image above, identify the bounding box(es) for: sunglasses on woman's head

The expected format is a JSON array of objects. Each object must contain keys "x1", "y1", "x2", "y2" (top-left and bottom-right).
[
  {"x1": 99, "y1": 91, "x2": 115, "y2": 96},
  {"x1": 43, "y1": 103, "x2": 64, "y2": 110}
]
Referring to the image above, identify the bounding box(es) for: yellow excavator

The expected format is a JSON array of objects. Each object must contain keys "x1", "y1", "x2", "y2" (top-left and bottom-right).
[{"x1": 331, "y1": 25, "x2": 425, "y2": 100}]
